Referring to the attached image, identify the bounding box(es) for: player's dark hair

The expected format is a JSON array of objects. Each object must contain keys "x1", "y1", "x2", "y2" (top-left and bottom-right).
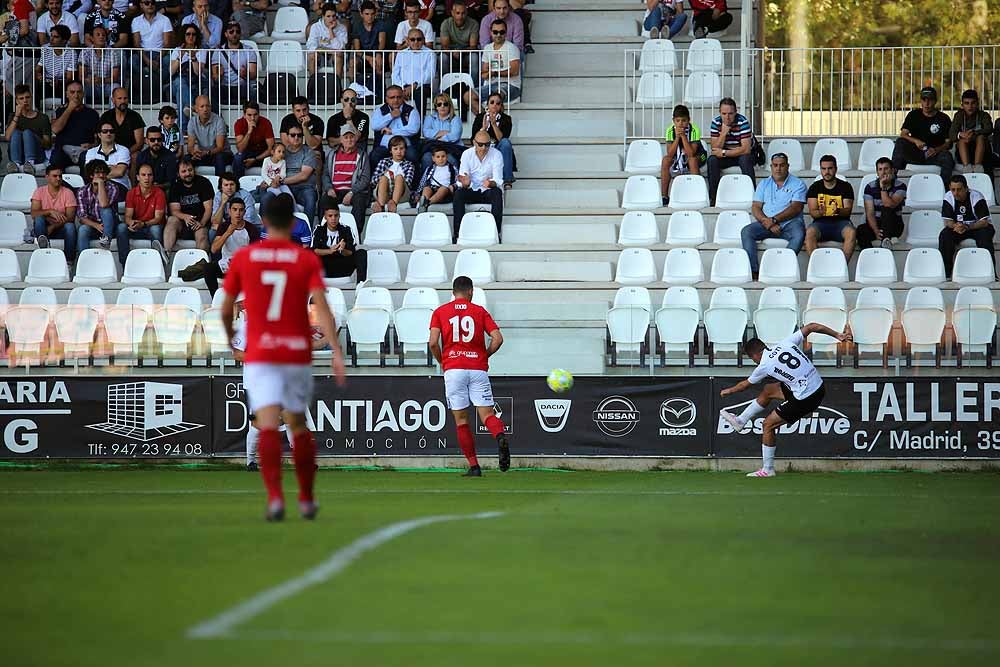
[
  {"x1": 672, "y1": 104, "x2": 690, "y2": 119},
  {"x1": 744, "y1": 338, "x2": 766, "y2": 359},
  {"x1": 263, "y1": 192, "x2": 295, "y2": 231},
  {"x1": 819, "y1": 154, "x2": 837, "y2": 167},
  {"x1": 85, "y1": 159, "x2": 109, "y2": 178},
  {"x1": 291, "y1": 95, "x2": 310, "y2": 108},
  {"x1": 51, "y1": 24, "x2": 71, "y2": 41},
  {"x1": 360, "y1": 0, "x2": 377, "y2": 11},
  {"x1": 320, "y1": 196, "x2": 339, "y2": 215},
  {"x1": 219, "y1": 172, "x2": 238, "y2": 187},
  {"x1": 452, "y1": 275, "x2": 474, "y2": 294}
]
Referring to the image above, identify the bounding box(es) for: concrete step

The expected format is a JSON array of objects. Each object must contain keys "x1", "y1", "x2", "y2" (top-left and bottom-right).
[
  {"x1": 513, "y1": 109, "x2": 621, "y2": 138},
  {"x1": 531, "y1": 9, "x2": 745, "y2": 42},
  {"x1": 520, "y1": 76, "x2": 625, "y2": 103},
  {"x1": 506, "y1": 188, "x2": 621, "y2": 209},
  {"x1": 515, "y1": 145, "x2": 624, "y2": 174}
]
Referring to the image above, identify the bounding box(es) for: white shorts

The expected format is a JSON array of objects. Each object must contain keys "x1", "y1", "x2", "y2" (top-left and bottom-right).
[
  {"x1": 243, "y1": 363, "x2": 315, "y2": 414},
  {"x1": 443, "y1": 369, "x2": 494, "y2": 411}
]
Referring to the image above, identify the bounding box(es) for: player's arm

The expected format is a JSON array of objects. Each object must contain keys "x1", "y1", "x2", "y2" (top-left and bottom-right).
[
  {"x1": 486, "y1": 327, "x2": 503, "y2": 357},
  {"x1": 428, "y1": 327, "x2": 443, "y2": 364},
  {"x1": 719, "y1": 379, "x2": 754, "y2": 397},
  {"x1": 800, "y1": 322, "x2": 852, "y2": 342},
  {"x1": 220, "y1": 291, "x2": 237, "y2": 347},
  {"x1": 308, "y1": 287, "x2": 346, "y2": 387}
]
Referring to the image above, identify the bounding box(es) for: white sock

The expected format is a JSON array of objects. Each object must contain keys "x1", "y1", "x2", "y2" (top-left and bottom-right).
[
  {"x1": 736, "y1": 400, "x2": 766, "y2": 426},
  {"x1": 761, "y1": 444, "x2": 776, "y2": 472},
  {"x1": 246, "y1": 424, "x2": 259, "y2": 465}
]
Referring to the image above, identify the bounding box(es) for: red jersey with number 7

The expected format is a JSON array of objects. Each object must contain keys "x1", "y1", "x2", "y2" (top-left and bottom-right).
[
  {"x1": 430, "y1": 298, "x2": 499, "y2": 371},
  {"x1": 222, "y1": 239, "x2": 325, "y2": 364}
]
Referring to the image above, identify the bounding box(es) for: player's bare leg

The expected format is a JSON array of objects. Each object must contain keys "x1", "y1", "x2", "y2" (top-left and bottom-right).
[
  {"x1": 750, "y1": 411, "x2": 788, "y2": 478},
  {"x1": 284, "y1": 411, "x2": 319, "y2": 519},
  {"x1": 254, "y1": 404, "x2": 286, "y2": 521},
  {"x1": 451, "y1": 408, "x2": 482, "y2": 476},
  {"x1": 720, "y1": 383, "x2": 783, "y2": 432},
  {"x1": 476, "y1": 405, "x2": 510, "y2": 472}
]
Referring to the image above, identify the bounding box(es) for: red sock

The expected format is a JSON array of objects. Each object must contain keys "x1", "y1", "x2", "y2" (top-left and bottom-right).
[
  {"x1": 456, "y1": 423, "x2": 478, "y2": 466},
  {"x1": 292, "y1": 429, "x2": 317, "y2": 503},
  {"x1": 257, "y1": 428, "x2": 283, "y2": 504},
  {"x1": 484, "y1": 415, "x2": 506, "y2": 438}
]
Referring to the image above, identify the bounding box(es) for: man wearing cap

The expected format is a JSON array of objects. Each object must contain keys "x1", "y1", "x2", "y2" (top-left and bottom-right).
[
  {"x1": 891, "y1": 86, "x2": 954, "y2": 182},
  {"x1": 323, "y1": 124, "x2": 372, "y2": 232}
]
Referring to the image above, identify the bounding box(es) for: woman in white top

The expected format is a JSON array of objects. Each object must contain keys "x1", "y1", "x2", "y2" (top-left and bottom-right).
[
  {"x1": 169, "y1": 24, "x2": 207, "y2": 132},
  {"x1": 305, "y1": 3, "x2": 348, "y2": 75}
]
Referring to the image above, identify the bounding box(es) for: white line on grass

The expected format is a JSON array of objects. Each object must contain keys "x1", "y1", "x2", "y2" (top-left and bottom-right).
[{"x1": 185, "y1": 511, "x2": 504, "y2": 640}]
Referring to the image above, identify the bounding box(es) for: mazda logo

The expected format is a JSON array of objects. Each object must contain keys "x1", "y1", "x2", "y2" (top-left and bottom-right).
[{"x1": 659, "y1": 398, "x2": 696, "y2": 428}]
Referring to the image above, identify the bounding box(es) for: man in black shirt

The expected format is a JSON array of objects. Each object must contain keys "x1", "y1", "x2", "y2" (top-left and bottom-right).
[
  {"x1": 326, "y1": 89, "x2": 371, "y2": 150},
  {"x1": 859, "y1": 157, "x2": 907, "y2": 250},
  {"x1": 311, "y1": 200, "x2": 367, "y2": 282},
  {"x1": 49, "y1": 81, "x2": 99, "y2": 170},
  {"x1": 134, "y1": 126, "x2": 178, "y2": 191},
  {"x1": 100, "y1": 88, "x2": 146, "y2": 159},
  {"x1": 280, "y1": 96, "x2": 325, "y2": 152},
  {"x1": 804, "y1": 154, "x2": 856, "y2": 260},
  {"x1": 891, "y1": 86, "x2": 954, "y2": 182},
  {"x1": 939, "y1": 175, "x2": 995, "y2": 279},
  {"x1": 165, "y1": 157, "x2": 214, "y2": 253}
]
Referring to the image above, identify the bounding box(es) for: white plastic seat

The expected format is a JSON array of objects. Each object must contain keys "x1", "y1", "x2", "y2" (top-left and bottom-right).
[
  {"x1": 902, "y1": 248, "x2": 946, "y2": 285},
  {"x1": 905, "y1": 210, "x2": 944, "y2": 247},
  {"x1": 346, "y1": 307, "x2": 392, "y2": 365},
  {"x1": 854, "y1": 247, "x2": 896, "y2": 285},
  {"x1": 315, "y1": 287, "x2": 346, "y2": 326},
  {"x1": 410, "y1": 212, "x2": 452, "y2": 247},
  {"x1": 906, "y1": 163, "x2": 941, "y2": 175},
  {"x1": 624, "y1": 140, "x2": 664, "y2": 174},
  {"x1": 855, "y1": 286, "x2": 896, "y2": 312},
  {"x1": 439, "y1": 72, "x2": 475, "y2": 92},
  {"x1": 683, "y1": 72, "x2": 721, "y2": 107},
  {"x1": 686, "y1": 38, "x2": 723, "y2": 72},
  {"x1": 849, "y1": 287, "x2": 895, "y2": 364},
  {"x1": 754, "y1": 286, "x2": 799, "y2": 345},
  {"x1": 0, "y1": 210, "x2": 26, "y2": 246},
  {"x1": 615, "y1": 248, "x2": 656, "y2": 285},
  {"x1": 60, "y1": 173, "x2": 84, "y2": 189},
  {"x1": 167, "y1": 249, "x2": 210, "y2": 287},
  {"x1": 613, "y1": 286, "x2": 652, "y2": 313},
  {"x1": 271, "y1": 7, "x2": 308, "y2": 41},
  {"x1": 853, "y1": 174, "x2": 878, "y2": 211},
  {"x1": 806, "y1": 248, "x2": 849, "y2": 285},
  {"x1": 622, "y1": 175, "x2": 661, "y2": 210},
  {"x1": 712, "y1": 210, "x2": 752, "y2": 246},
  {"x1": 67, "y1": 286, "x2": 106, "y2": 315},
  {"x1": 72, "y1": 249, "x2": 118, "y2": 285},
  {"x1": 668, "y1": 174, "x2": 709, "y2": 210},
  {"x1": 665, "y1": 211, "x2": 706, "y2": 246},
  {"x1": 964, "y1": 173, "x2": 997, "y2": 207},
  {"x1": 709, "y1": 247, "x2": 752, "y2": 284},
  {"x1": 239, "y1": 175, "x2": 260, "y2": 193},
  {"x1": 654, "y1": 286, "x2": 701, "y2": 358},
  {"x1": 200, "y1": 174, "x2": 219, "y2": 193},
  {"x1": 404, "y1": 249, "x2": 449, "y2": 286},
  {"x1": 122, "y1": 249, "x2": 166, "y2": 285},
  {"x1": 715, "y1": 174, "x2": 754, "y2": 210},
  {"x1": 636, "y1": 72, "x2": 673, "y2": 105},
  {"x1": 904, "y1": 285, "x2": 944, "y2": 309},
  {"x1": 5, "y1": 305, "x2": 50, "y2": 359},
  {"x1": 0, "y1": 247, "x2": 21, "y2": 284},
  {"x1": 116, "y1": 287, "x2": 155, "y2": 316},
  {"x1": 901, "y1": 287, "x2": 946, "y2": 361},
  {"x1": 163, "y1": 286, "x2": 204, "y2": 314},
  {"x1": 25, "y1": 249, "x2": 69, "y2": 285},
  {"x1": 200, "y1": 308, "x2": 231, "y2": 355},
  {"x1": 952, "y1": 248, "x2": 996, "y2": 285},
  {"x1": 361, "y1": 212, "x2": 405, "y2": 248},
  {"x1": 639, "y1": 38, "x2": 677, "y2": 72},
  {"x1": 354, "y1": 286, "x2": 394, "y2": 313},
  {"x1": 393, "y1": 305, "x2": 435, "y2": 363},
  {"x1": 663, "y1": 247, "x2": 704, "y2": 285},
  {"x1": 54, "y1": 305, "x2": 100, "y2": 357},
  {"x1": 365, "y1": 249, "x2": 402, "y2": 285},
  {"x1": 704, "y1": 286, "x2": 749, "y2": 362},
  {"x1": 857, "y1": 138, "x2": 894, "y2": 172},
  {"x1": 810, "y1": 138, "x2": 852, "y2": 171},
  {"x1": 267, "y1": 40, "x2": 305, "y2": 73},
  {"x1": 103, "y1": 305, "x2": 149, "y2": 357},
  {"x1": 618, "y1": 211, "x2": 659, "y2": 246},
  {"x1": 401, "y1": 287, "x2": 440, "y2": 309},
  {"x1": 457, "y1": 212, "x2": 499, "y2": 246},
  {"x1": 766, "y1": 139, "x2": 805, "y2": 173},
  {"x1": 0, "y1": 173, "x2": 37, "y2": 211},
  {"x1": 452, "y1": 249, "x2": 493, "y2": 284},
  {"x1": 904, "y1": 174, "x2": 945, "y2": 209},
  {"x1": 803, "y1": 287, "x2": 848, "y2": 354},
  {"x1": 606, "y1": 306, "x2": 649, "y2": 365},
  {"x1": 18, "y1": 286, "x2": 57, "y2": 312},
  {"x1": 953, "y1": 286, "x2": 997, "y2": 363},
  {"x1": 153, "y1": 305, "x2": 198, "y2": 356},
  {"x1": 757, "y1": 248, "x2": 800, "y2": 285}
]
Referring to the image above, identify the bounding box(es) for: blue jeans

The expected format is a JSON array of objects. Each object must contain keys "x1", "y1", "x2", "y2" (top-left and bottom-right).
[
  {"x1": 34, "y1": 216, "x2": 78, "y2": 262},
  {"x1": 76, "y1": 209, "x2": 117, "y2": 259},
  {"x1": 644, "y1": 7, "x2": 688, "y2": 38},
  {"x1": 115, "y1": 222, "x2": 164, "y2": 268},
  {"x1": 10, "y1": 128, "x2": 42, "y2": 165},
  {"x1": 741, "y1": 219, "x2": 805, "y2": 274},
  {"x1": 477, "y1": 81, "x2": 521, "y2": 103},
  {"x1": 231, "y1": 150, "x2": 260, "y2": 179},
  {"x1": 495, "y1": 138, "x2": 515, "y2": 184},
  {"x1": 262, "y1": 184, "x2": 318, "y2": 223}
]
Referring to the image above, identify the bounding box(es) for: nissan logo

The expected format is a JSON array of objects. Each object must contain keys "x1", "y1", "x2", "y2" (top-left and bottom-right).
[{"x1": 659, "y1": 398, "x2": 696, "y2": 428}]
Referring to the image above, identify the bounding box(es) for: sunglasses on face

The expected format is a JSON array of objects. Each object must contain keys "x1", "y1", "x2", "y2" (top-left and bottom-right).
[
  {"x1": 288, "y1": 132, "x2": 303, "y2": 138},
  {"x1": 408, "y1": 37, "x2": 424, "y2": 42},
  {"x1": 342, "y1": 97, "x2": 356, "y2": 103},
  {"x1": 435, "y1": 101, "x2": 450, "y2": 107},
  {"x1": 148, "y1": 137, "x2": 162, "y2": 142},
  {"x1": 185, "y1": 31, "x2": 198, "y2": 36},
  {"x1": 100, "y1": 129, "x2": 114, "y2": 134},
  {"x1": 474, "y1": 141, "x2": 489, "y2": 147},
  {"x1": 492, "y1": 30, "x2": 506, "y2": 35}
]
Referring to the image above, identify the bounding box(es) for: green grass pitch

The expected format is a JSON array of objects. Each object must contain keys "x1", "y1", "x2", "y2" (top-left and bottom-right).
[{"x1": 2, "y1": 468, "x2": 999, "y2": 666}]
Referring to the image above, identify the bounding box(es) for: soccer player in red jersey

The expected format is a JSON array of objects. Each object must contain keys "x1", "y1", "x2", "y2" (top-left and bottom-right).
[
  {"x1": 220, "y1": 193, "x2": 347, "y2": 521},
  {"x1": 429, "y1": 276, "x2": 510, "y2": 476}
]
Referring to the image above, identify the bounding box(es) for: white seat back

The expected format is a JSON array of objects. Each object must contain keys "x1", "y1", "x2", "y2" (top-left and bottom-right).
[
  {"x1": 19, "y1": 285, "x2": 57, "y2": 310},
  {"x1": 366, "y1": 249, "x2": 402, "y2": 285},
  {"x1": 168, "y1": 248, "x2": 210, "y2": 287},
  {"x1": 153, "y1": 305, "x2": 198, "y2": 354},
  {"x1": 354, "y1": 286, "x2": 394, "y2": 313},
  {"x1": 685, "y1": 38, "x2": 723, "y2": 72},
  {"x1": 766, "y1": 139, "x2": 805, "y2": 173},
  {"x1": 0, "y1": 173, "x2": 37, "y2": 209},
  {"x1": 683, "y1": 71, "x2": 721, "y2": 106},
  {"x1": 810, "y1": 138, "x2": 852, "y2": 171},
  {"x1": 618, "y1": 211, "x2": 659, "y2": 246},
  {"x1": 404, "y1": 249, "x2": 449, "y2": 286},
  {"x1": 401, "y1": 287, "x2": 440, "y2": 309},
  {"x1": 25, "y1": 249, "x2": 70, "y2": 285},
  {"x1": 668, "y1": 174, "x2": 709, "y2": 210},
  {"x1": 103, "y1": 305, "x2": 149, "y2": 353},
  {"x1": 639, "y1": 39, "x2": 677, "y2": 72},
  {"x1": 74, "y1": 249, "x2": 118, "y2": 285},
  {"x1": 624, "y1": 139, "x2": 664, "y2": 174},
  {"x1": 267, "y1": 40, "x2": 305, "y2": 73},
  {"x1": 67, "y1": 286, "x2": 106, "y2": 313},
  {"x1": 665, "y1": 211, "x2": 706, "y2": 246},
  {"x1": 394, "y1": 306, "x2": 435, "y2": 346},
  {"x1": 905, "y1": 210, "x2": 944, "y2": 247},
  {"x1": 904, "y1": 174, "x2": 945, "y2": 209},
  {"x1": 952, "y1": 248, "x2": 995, "y2": 285},
  {"x1": 806, "y1": 248, "x2": 849, "y2": 285},
  {"x1": 346, "y1": 307, "x2": 392, "y2": 348},
  {"x1": 857, "y1": 138, "x2": 894, "y2": 172},
  {"x1": 663, "y1": 247, "x2": 704, "y2": 285},
  {"x1": 163, "y1": 286, "x2": 204, "y2": 314},
  {"x1": 453, "y1": 249, "x2": 493, "y2": 284},
  {"x1": 615, "y1": 248, "x2": 656, "y2": 285},
  {"x1": 54, "y1": 305, "x2": 100, "y2": 354},
  {"x1": 709, "y1": 286, "x2": 749, "y2": 312},
  {"x1": 363, "y1": 212, "x2": 406, "y2": 248},
  {"x1": 710, "y1": 248, "x2": 752, "y2": 285},
  {"x1": 712, "y1": 210, "x2": 752, "y2": 246},
  {"x1": 965, "y1": 173, "x2": 997, "y2": 207},
  {"x1": 902, "y1": 248, "x2": 946, "y2": 285},
  {"x1": 5, "y1": 305, "x2": 50, "y2": 354},
  {"x1": 715, "y1": 174, "x2": 754, "y2": 210},
  {"x1": 613, "y1": 286, "x2": 652, "y2": 312},
  {"x1": 0, "y1": 210, "x2": 26, "y2": 246},
  {"x1": 622, "y1": 175, "x2": 661, "y2": 210},
  {"x1": 758, "y1": 248, "x2": 800, "y2": 285},
  {"x1": 854, "y1": 247, "x2": 897, "y2": 285},
  {"x1": 636, "y1": 72, "x2": 673, "y2": 105},
  {"x1": 855, "y1": 286, "x2": 896, "y2": 312},
  {"x1": 410, "y1": 212, "x2": 452, "y2": 247},
  {"x1": 457, "y1": 212, "x2": 499, "y2": 246},
  {"x1": 606, "y1": 306, "x2": 650, "y2": 346},
  {"x1": 271, "y1": 8, "x2": 308, "y2": 40},
  {"x1": 116, "y1": 287, "x2": 155, "y2": 315},
  {"x1": 122, "y1": 249, "x2": 166, "y2": 285}
]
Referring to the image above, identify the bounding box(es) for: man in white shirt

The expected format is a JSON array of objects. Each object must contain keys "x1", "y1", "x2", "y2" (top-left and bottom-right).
[
  {"x1": 477, "y1": 17, "x2": 520, "y2": 103},
  {"x1": 393, "y1": 0, "x2": 434, "y2": 49},
  {"x1": 453, "y1": 130, "x2": 504, "y2": 242},
  {"x1": 718, "y1": 324, "x2": 852, "y2": 478},
  {"x1": 130, "y1": 0, "x2": 173, "y2": 74},
  {"x1": 392, "y1": 28, "x2": 436, "y2": 115},
  {"x1": 37, "y1": 0, "x2": 82, "y2": 46},
  {"x1": 85, "y1": 120, "x2": 132, "y2": 191}
]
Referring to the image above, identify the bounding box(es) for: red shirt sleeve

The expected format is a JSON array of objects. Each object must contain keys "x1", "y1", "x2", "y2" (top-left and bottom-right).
[
  {"x1": 153, "y1": 188, "x2": 167, "y2": 210},
  {"x1": 305, "y1": 250, "x2": 324, "y2": 293},
  {"x1": 429, "y1": 306, "x2": 442, "y2": 330},
  {"x1": 234, "y1": 118, "x2": 247, "y2": 136},
  {"x1": 223, "y1": 251, "x2": 243, "y2": 297},
  {"x1": 482, "y1": 309, "x2": 499, "y2": 334}
]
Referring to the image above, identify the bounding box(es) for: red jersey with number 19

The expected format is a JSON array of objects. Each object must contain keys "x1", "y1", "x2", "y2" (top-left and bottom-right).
[
  {"x1": 222, "y1": 239, "x2": 325, "y2": 364},
  {"x1": 430, "y1": 298, "x2": 499, "y2": 371}
]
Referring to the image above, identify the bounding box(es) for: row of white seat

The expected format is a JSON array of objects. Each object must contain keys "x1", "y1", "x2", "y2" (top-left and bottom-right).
[
  {"x1": 614, "y1": 247, "x2": 996, "y2": 286},
  {"x1": 637, "y1": 38, "x2": 728, "y2": 74}
]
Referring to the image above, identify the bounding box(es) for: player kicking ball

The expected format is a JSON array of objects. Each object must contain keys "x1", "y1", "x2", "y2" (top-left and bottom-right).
[
  {"x1": 718, "y1": 323, "x2": 851, "y2": 478},
  {"x1": 220, "y1": 193, "x2": 346, "y2": 521},
  {"x1": 428, "y1": 276, "x2": 510, "y2": 476}
]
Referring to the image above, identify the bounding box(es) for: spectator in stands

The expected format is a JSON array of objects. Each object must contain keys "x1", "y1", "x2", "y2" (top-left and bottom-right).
[
  {"x1": 394, "y1": 0, "x2": 432, "y2": 49},
  {"x1": 371, "y1": 134, "x2": 415, "y2": 213},
  {"x1": 420, "y1": 92, "x2": 464, "y2": 170},
  {"x1": 261, "y1": 127, "x2": 320, "y2": 222},
  {"x1": 644, "y1": 0, "x2": 686, "y2": 40},
  {"x1": 5, "y1": 84, "x2": 52, "y2": 174},
  {"x1": 76, "y1": 157, "x2": 121, "y2": 253},
  {"x1": 322, "y1": 124, "x2": 372, "y2": 230},
  {"x1": 78, "y1": 24, "x2": 121, "y2": 106},
  {"x1": 0, "y1": 0, "x2": 36, "y2": 97},
  {"x1": 158, "y1": 105, "x2": 182, "y2": 158},
  {"x1": 187, "y1": 94, "x2": 232, "y2": 175},
  {"x1": 474, "y1": 18, "x2": 519, "y2": 106},
  {"x1": 135, "y1": 125, "x2": 177, "y2": 191},
  {"x1": 415, "y1": 145, "x2": 457, "y2": 212},
  {"x1": 891, "y1": 86, "x2": 954, "y2": 183},
  {"x1": 85, "y1": 120, "x2": 131, "y2": 192},
  {"x1": 507, "y1": 0, "x2": 532, "y2": 53},
  {"x1": 858, "y1": 157, "x2": 906, "y2": 250},
  {"x1": 659, "y1": 103, "x2": 705, "y2": 207},
  {"x1": 31, "y1": 164, "x2": 78, "y2": 254},
  {"x1": 280, "y1": 95, "x2": 325, "y2": 153},
  {"x1": 50, "y1": 80, "x2": 98, "y2": 170},
  {"x1": 100, "y1": 87, "x2": 144, "y2": 158},
  {"x1": 392, "y1": 27, "x2": 436, "y2": 113},
  {"x1": 169, "y1": 25, "x2": 206, "y2": 133},
  {"x1": 165, "y1": 156, "x2": 213, "y2": 252},
  {"x1": 351, "y1": 1, "x2": 387, "y2": 90},
  {"x1": 211, "y1": 171, "x2": 259, "y2": 229},
  {"x1": 193, "y1": 195, "x2": 259, "y2": 294},
  {"x1": 742, "y1": 152, "x2": 806, "y2": 280},
  {"x1": 804, "y1": 154, "x2": 856, "y2": 260},
  {"x1": 327, "y1": 87, "x2": 370, "y2": 149},
  {"x1": 439, "y1": 0, "x2": 478, "y2": 74},
  {"x1": 312, "y1": 201, "x2": 367, "y2": 281},
  {"x1": 83, "y1": 0, "x2": 127, "y2": 48},
  {"x1": 130, "y1": 0, "x2": 173, "y2": 79},
  {"x1": 306, "y1": 4, "x2": 347, "y2": 75},
  {"x1": 260, "y1": 193, "x2": 313, "y2": 245},
  {"x1": 36, "y1": 25, "x2": 76, "y2": 102},
  {"x1": 376, "y1": 0, "x2": 403, "y2": 39},
  {"x1": 211, "y1": 20, "x2": 257, "y2": 105},
  {"x1": 182, "y1": 0, "x2": 221, "y2": 48},
  {"x1": 939, "y1": 174, "x2": 995, "y2": 280},
  {"x1": 37, "y1": 0, "x2": 81, "y2": 46},
  {"x1": 707, "y1": 96, "x2": 754, "y2": 206},
  {"x1": 688, "y1": 0, "x2": 731, "y2": 38},
  {"x1": 183, "y1": 0, "x2": 229, "y2": 22},
  {"x1": 950, "y1": 89, "x2": 993, "y2": 174},
  {"x1": 120, "y1": 162, "x2": 167, "y2": 268},
  {"x1": 65, "y1": 0, "x2": 94, "y2": 20},
  {"x1": 371, "y1": 84, "x2": 420, "y2": 164},
  {"x1": 470, "y1": 91, "x2": 514, "y2": 187},
  {"x1": 453, "y1": 129, "x2": 503, "y2": 240},
  {"x1": 478, "y1": 0, "x2": 521, "y2": 54},
  {"x1": 232, "y1": 100, "x2": 274, "y2": 179},
  {"x1": 230, "y1": 0, "x2": 267, "y2": 38}
]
